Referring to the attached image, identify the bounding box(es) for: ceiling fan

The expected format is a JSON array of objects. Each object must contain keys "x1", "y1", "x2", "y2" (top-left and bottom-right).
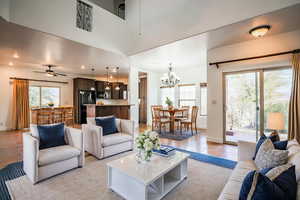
[{"x1": 33, "y1": 65, "x2": 67, "y2": 77}]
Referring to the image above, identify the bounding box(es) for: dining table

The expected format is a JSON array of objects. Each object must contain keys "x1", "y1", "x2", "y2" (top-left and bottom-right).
[{"x1": 159, "y1": 107, "x2": 188, "y2": 133}]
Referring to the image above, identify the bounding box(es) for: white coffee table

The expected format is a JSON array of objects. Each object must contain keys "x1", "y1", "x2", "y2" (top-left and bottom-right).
[{"x1": 107, "y1": 151, "x2": 189, "y2": 200}]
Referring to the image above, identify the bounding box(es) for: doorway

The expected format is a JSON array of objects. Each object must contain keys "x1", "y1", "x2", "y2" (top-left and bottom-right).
[
  {"x1": 138, "y1": 72, "x2": 147, "y2": 124},
  {"x1": 224, "y1": 67, "x2": 292, "y2": 144}
]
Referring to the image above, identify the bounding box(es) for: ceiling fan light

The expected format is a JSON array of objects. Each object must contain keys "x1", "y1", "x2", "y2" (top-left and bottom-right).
[
  {"x1": 249, "y1": 25, "x2": 271, "y2": 38},
  {"x1": 46, "y1": 73, "x2": 54, "y2": 77}
]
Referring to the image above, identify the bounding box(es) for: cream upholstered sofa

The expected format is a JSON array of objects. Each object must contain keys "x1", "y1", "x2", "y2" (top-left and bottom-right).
[
  {"x1": 218, "y1": 140, "x2": 300, "y2": 199},
  {"x1": 23, "y1": 125, "x2": 84, "y2": 184},
  {"x1": 82, "y1": 117, "x2": 134, "y2": 159}
]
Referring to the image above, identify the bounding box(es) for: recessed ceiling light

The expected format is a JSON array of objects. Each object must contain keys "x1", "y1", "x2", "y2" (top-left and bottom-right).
[
  {"x1": 13, "y1": 53, "x2": 19, "y2": 59},
  {"x1": 249, "y1": 25, "x2": 271, "y2": 38},
  {"x1": 9, "y1": 62, "x2": 13, "y2": 66},
  {"x1": 110, "y1": 75, "x2": 113, "y2": 79},
  {"x1": 81, "y1": 65, "x2": 86, "y2": 69}
]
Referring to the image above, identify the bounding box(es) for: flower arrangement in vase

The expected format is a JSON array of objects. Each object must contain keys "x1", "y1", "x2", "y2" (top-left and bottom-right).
[{"x1": 136, "y1": 130, "x2": 160, "y2": 162}]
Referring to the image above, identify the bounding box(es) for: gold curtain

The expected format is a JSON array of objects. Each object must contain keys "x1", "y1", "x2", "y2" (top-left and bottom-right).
[
  {"x1": 288, "y1": 53, "x2": 300, "y2": 142},
  {"x1": 12, "y1": 79, "x2": 30, "y2": 130}
]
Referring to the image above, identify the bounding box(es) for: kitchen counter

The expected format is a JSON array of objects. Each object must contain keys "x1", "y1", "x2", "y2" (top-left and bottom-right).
[
  {"x1": 85, "y1": 104, "x2": 132, "y2": 119},
  {"x1": 85, "y1": 104, "x2": 133, "y2": 107}
]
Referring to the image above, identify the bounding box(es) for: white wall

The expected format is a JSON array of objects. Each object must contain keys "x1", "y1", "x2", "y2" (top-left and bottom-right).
[
  {"x1": 0, "y1": 65, "x2": 74, "y2": 131},
  {"x1": 0, "y1": 0, "x2": 10, "y2": 21},
  {"x1": 9, "y1": 0, "x2": 132, "y2": 55},
  {"x1": 207, "y1": 29, "x2": 300, "y2": 143},
  {"x1": 128, "y1": 65, "x2": 139, "y2": 127},
  {"x1": 146, "y1": 70, "x2": 161, "y2": 126}
]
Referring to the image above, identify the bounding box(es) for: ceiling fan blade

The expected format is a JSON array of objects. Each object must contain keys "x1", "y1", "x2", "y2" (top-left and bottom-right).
[
  {"x1": 33, "y1": 71, "x2": 46, "y2": 74},
  {"x1": 55, "y1": 73, "x2": 67, "y2": 76}
]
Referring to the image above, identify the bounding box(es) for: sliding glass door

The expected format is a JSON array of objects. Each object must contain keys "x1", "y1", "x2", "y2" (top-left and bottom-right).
[
  {"x1": 224, "y1": 67, "x2": 292, "y2": 144},
  {"x1": 263, "y1": 69, "x2": 292, "y2": 140},
  {"x1": 224, "y1": 71, "x2": 260, "y2": 143}
]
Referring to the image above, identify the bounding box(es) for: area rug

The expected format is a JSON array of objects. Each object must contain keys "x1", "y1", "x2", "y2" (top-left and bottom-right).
[
  {"x1": 0, "y1": 162, "x2": 25, "y2": 200},
  {"x1": 162, "y1": 145, "x2": 237, "y2": 169},
  {"x1": 158, "y1": 130, "x2": 196, "y2": 141},
  {"x1": 5, "y1": 152, "x2": 232, "y2": 200}
]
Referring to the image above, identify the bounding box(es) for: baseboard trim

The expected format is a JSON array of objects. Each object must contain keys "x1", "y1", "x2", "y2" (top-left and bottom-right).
[{"x1": 207, "y1": 137, "x2": 223, "y2": 144}]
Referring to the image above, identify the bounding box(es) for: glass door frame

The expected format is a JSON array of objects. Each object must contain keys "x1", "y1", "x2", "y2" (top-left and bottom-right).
[{"x1": 222, "y1": 66, "x2": 291, "y2": 145}]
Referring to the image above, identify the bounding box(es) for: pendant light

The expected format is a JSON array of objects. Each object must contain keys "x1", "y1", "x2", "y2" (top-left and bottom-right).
[
  {"x1": 115, "y1": 67, "x2": 120, "y2": 90},
  {"x1": 161, "y1": 63, "x2": 180, "y2": 87},
  {"x1": 105, "y1": 67, "x2": 111, "y2": 90}
]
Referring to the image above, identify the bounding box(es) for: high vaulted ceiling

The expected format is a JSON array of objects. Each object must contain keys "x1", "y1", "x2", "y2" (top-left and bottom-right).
[
  {"x1": 130, "y1": 4, "x2": 300, "y2": 72},
  {"x1": 126, "y1": 0, "x2": 300, "y2": 55}
]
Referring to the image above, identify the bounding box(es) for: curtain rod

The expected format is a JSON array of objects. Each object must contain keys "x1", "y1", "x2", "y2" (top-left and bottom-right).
[
  {"x1": 9, "y1": 77, "x2": 68, "y2": 84},
  {"x1": 209, "y1": 49, "x2": 300, "y2": 68}
]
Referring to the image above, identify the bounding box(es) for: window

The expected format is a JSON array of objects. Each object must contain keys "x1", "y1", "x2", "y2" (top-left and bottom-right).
[
  {"x1": 200, "y1": 83, "x2": 207, "y2": 116},
  {"x1": 179, "y1": 85, "x2": 196, "y2": 107},
  {"x1": 161, "y1": 87, "x2": 175, "y2": 106},
  {"x1": 29, "y1": 86, "x2": 60, "y2": 107}
]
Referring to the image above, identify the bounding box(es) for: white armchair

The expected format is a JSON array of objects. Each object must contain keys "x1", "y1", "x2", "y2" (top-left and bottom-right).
[
  {"x1": 83, "y1": 117, "x2": 134, "y2": 159},
  {"x1": 23, "y1": 126, "x2": 84, "y2": 184}
]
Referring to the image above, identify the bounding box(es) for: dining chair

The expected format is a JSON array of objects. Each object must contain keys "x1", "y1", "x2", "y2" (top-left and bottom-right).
[
  {"x1": 175, "y1": 106, "x2": 190, "y2": 130},
  {"x1": 152, "y1": 107, "x2": 170, "y2": 133},
  {"x1": 180, "y1": 106, "x2": 199, "y2": 135}
]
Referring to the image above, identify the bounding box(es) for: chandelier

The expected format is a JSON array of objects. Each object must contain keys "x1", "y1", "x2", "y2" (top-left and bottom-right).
[{"x1": 161, "y1": 63, "x2": 180, "y2": 87}]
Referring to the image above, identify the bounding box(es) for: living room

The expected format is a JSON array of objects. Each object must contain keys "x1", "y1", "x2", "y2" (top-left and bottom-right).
[{"x1": 1, "y1": 0, "x2": 300, "y2": 200}]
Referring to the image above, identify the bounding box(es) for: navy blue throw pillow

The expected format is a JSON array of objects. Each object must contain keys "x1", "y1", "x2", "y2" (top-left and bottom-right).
[
  {"x1": 37, "y1": 123, "x2": 66, "y2": 150},
  {"x1": 269, "y1": 134, "x2": 280, "y2": 143},
  {"x1": 95, "y1": 117, "x2": 118, "y2": 136},
  {"x1": 253, "y1": 135, "x2": 288, "y2": 159},
  {"x1": 273, "y1": 140, "x2": 288, "y2": 150},
  {"x1": 239, "y1": 171, "x2": 285, "y2": 200},
  {"x1": 260, "y1": 165, "x2": 297, "y2": 200}
]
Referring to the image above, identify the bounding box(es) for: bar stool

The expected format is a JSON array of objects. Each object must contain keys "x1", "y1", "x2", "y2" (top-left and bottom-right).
[
  {"x1": 63, "y1": 107, "x2": 74, "y2": 127},
  {"x1": 37, "y1": 108, "x2": 52, "y2": 125},
  {"x1": 53, "y1": 107, "x2": 64, "y2": 124}
]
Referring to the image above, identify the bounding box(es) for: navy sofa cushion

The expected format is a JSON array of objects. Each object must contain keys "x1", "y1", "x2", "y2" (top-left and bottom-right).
[
  {"x1": 253, "y1": 135, "x2": 288, "y2": 159},
  {"x1": 273, "y1": 140, "x2": 288, "y2": 150},
  {"x1": 239, "y1": 171, "x2": 285, "y2": 200},
  {"x1": 37, "y1": 123, "x2": 66, "y2": 150},
  {"x1": 95, "y1": 117, "x2": 118, "y2": 136},
  {"x1": 240, "y1": 165, "x2": 297, "y2": 200},
  {"x1": 260, "y1": 165, "x2": 297, "y2": 200}
]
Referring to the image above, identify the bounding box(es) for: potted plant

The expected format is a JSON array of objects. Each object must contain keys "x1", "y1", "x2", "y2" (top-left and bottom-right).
[
  {"x1": 48, "y1": 102, "x2": 54, "y2": 107},
  {"x1": 136, "y1": 130, "x2": 160, "y2": 162},
  {"x1": 165, "y1": 97, "x2": 173, "y2": 109}
]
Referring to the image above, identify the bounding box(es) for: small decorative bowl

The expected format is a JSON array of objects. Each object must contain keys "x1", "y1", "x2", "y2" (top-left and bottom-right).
[{"x1": 48, "y1": 103, "x2": 54, "y2": 107}]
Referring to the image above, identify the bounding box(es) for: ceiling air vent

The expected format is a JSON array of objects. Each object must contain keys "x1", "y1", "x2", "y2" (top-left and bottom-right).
[{"x1": 76, "y1": 0, "x2": 93, "y2": 32}]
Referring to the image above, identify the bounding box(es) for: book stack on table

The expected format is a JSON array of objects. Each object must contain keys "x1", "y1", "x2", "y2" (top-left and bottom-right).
[{"x1": 153, "y1": 146, "x2": 176, "y2": 157}]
